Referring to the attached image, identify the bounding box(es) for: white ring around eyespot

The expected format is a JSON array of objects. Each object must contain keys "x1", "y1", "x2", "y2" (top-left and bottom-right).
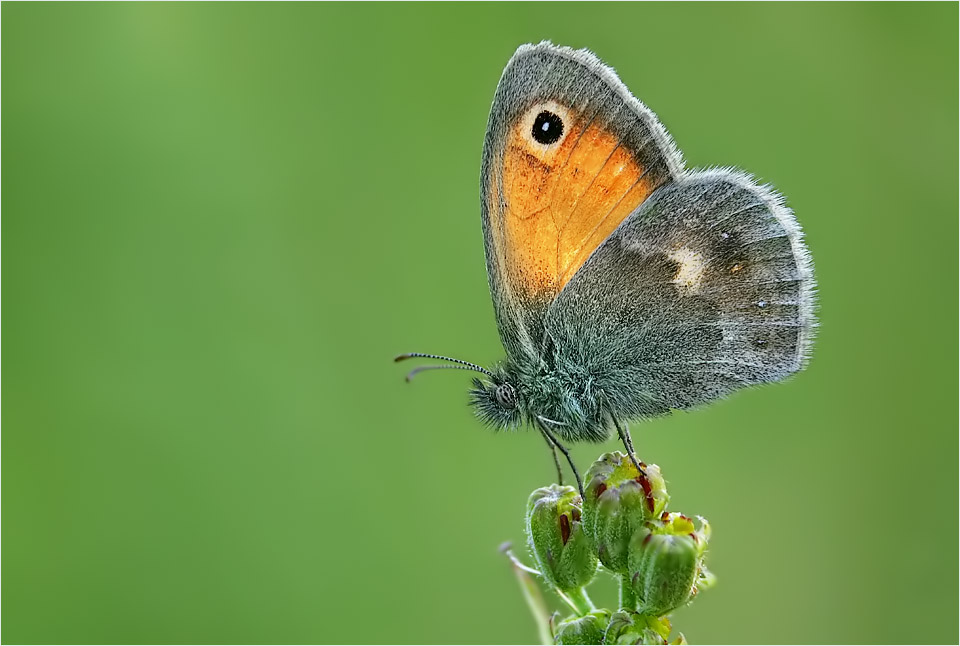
[{"x1": 519, "y1": 101, "x2": 572, "y2": 153}]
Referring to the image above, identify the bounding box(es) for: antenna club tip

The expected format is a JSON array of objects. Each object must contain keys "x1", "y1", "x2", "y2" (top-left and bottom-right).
[{"x1": 394, "y1": 353, "x2": 412, "y2": 362}]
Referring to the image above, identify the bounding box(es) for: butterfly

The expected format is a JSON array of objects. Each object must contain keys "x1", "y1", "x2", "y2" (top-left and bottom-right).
[{"x1": 397, "y1": 42, "x2": 816, "y2": 494}]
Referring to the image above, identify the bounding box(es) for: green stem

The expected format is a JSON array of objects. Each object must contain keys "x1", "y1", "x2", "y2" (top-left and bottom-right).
[
  {"x1": 619, "y1": 575, "x2": 638, "y2": 611},
  {"x1": 503, "y1": 548, "x2": 554, "y2": 645},
  {"x1": 559, "y1": 586, "x2": 595, "y2": 616}
]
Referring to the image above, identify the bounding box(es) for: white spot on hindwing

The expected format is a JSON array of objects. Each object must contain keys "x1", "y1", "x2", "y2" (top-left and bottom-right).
[{"x1": 669, "y1": 247, "x2": 706, "y2": 294}]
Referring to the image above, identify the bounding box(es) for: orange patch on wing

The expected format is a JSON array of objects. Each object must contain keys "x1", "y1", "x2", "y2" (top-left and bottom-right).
[{"x1": 493, "y1": 112, "x2": 658, "y2": 300}]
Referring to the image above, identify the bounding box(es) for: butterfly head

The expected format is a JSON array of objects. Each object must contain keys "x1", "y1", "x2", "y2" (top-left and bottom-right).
[
  {"x1": 396, "y1": 352, "x2": 609, "y2": 441},
  {"x1": 469, "y1": 364, "x2": 524, "y2": 430}
]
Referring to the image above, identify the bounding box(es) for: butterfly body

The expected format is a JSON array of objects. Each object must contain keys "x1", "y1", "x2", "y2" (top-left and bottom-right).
[{"x1": 400, "y1": 42, "x2": 815, "y2": 486}]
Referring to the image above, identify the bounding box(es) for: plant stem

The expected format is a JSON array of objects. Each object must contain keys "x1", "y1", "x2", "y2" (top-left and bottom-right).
[
  {"x1": 503, "y1": 547, "x2": 554, "y2": 645},
  {"x1": 559, "y1": 587, "x2": 595, "y2": 616},
  {"x1": 619, "y1": 575, "x2": 638, "y2": 611}
]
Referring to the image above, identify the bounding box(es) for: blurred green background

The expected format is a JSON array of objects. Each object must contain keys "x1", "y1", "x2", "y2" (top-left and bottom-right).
[{"x1": 3, "y1": 3, "x2": 957, "y2": 644}]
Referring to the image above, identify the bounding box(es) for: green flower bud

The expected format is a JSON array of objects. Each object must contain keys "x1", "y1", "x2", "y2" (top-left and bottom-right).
[
  {"x1": 554, "y1": 610, "x2": 610, "y2": 645},
  {"x1": 582, "y1": 453, "x2": 669, "y2": 574},
  {"x1": 628, "y1": 513, "x2": 710, "y2": 617},
  {"x1": 526, "y1": 484, "x2": 599, "y2": 593},
  {"x1": 604, "y1": 610, "x2": 672, "y2": 645}
]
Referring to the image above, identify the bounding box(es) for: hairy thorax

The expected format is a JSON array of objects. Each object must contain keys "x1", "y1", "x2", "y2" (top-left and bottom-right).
[{"x1": 515, "y1": 361, "x2": 611, "y2": 443}]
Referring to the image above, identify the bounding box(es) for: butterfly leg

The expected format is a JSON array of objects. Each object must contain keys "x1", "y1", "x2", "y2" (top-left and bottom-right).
[
  {"x1": 539, "y1": 425, "x2": 584, "y2": 497},
  {"x1": 540, "y1": 429, "x2": 565, "y2": 486},
  {"x1": 613, "y1": 416, "x2": 646, "y2": 477}
]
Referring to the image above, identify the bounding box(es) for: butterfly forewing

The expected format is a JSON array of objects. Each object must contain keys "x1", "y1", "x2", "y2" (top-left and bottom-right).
[{"x1": 481, "y1": 43, "x2": 681, "y2": 358}]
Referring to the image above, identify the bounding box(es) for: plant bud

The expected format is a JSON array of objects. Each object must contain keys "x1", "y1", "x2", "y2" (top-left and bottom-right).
[
  {"x1": 582, "y1": 452, "x2": 669, "y2": 574},
  {"x1": 604, "y1": 610, "x2": 672, "y2": 645},
  {"x1": 526, "y1": 484, "x2": 599, "y2": 593},
  {"x1": 628, "y1": 514, "x2": 710, "y2": 617},
  {"x1": 554, "y1": 610, "x2": 610, "y2": 645}
]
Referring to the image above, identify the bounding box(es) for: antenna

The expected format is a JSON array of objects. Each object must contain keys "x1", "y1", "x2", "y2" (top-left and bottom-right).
[{"x1": 394, "y1": 352, "x2": 493, "y2": 381}]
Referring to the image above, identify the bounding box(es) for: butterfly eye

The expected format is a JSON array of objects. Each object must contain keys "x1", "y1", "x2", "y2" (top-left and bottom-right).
[
  {"x1": 532, "y1": 111, "x2": 564, "y2": 145},
  {"x1": 494, "y1": 383, "x2": 517, "y2": 409}
]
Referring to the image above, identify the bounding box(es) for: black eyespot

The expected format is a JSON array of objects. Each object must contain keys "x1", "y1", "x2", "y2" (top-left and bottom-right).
[
  {"x1": 494, "y1": 383, "x2": 517, "y2": 409},
  {"x1": 532, "y1": 111, "x2": 564, "y2": 145}
]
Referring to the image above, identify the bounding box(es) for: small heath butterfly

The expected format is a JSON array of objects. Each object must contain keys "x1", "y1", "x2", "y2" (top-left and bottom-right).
[{"x1": 398, "y1": 42, "x2": 816, "y2": 493}]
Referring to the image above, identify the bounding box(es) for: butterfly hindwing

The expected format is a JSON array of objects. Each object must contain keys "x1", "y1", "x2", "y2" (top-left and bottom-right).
[
  {"x1": 544, "y1": 170, "x2": 816, "y2": 419},
  {"x1": 480, "y1": 42, "x2": 682, "y2": 360}
]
